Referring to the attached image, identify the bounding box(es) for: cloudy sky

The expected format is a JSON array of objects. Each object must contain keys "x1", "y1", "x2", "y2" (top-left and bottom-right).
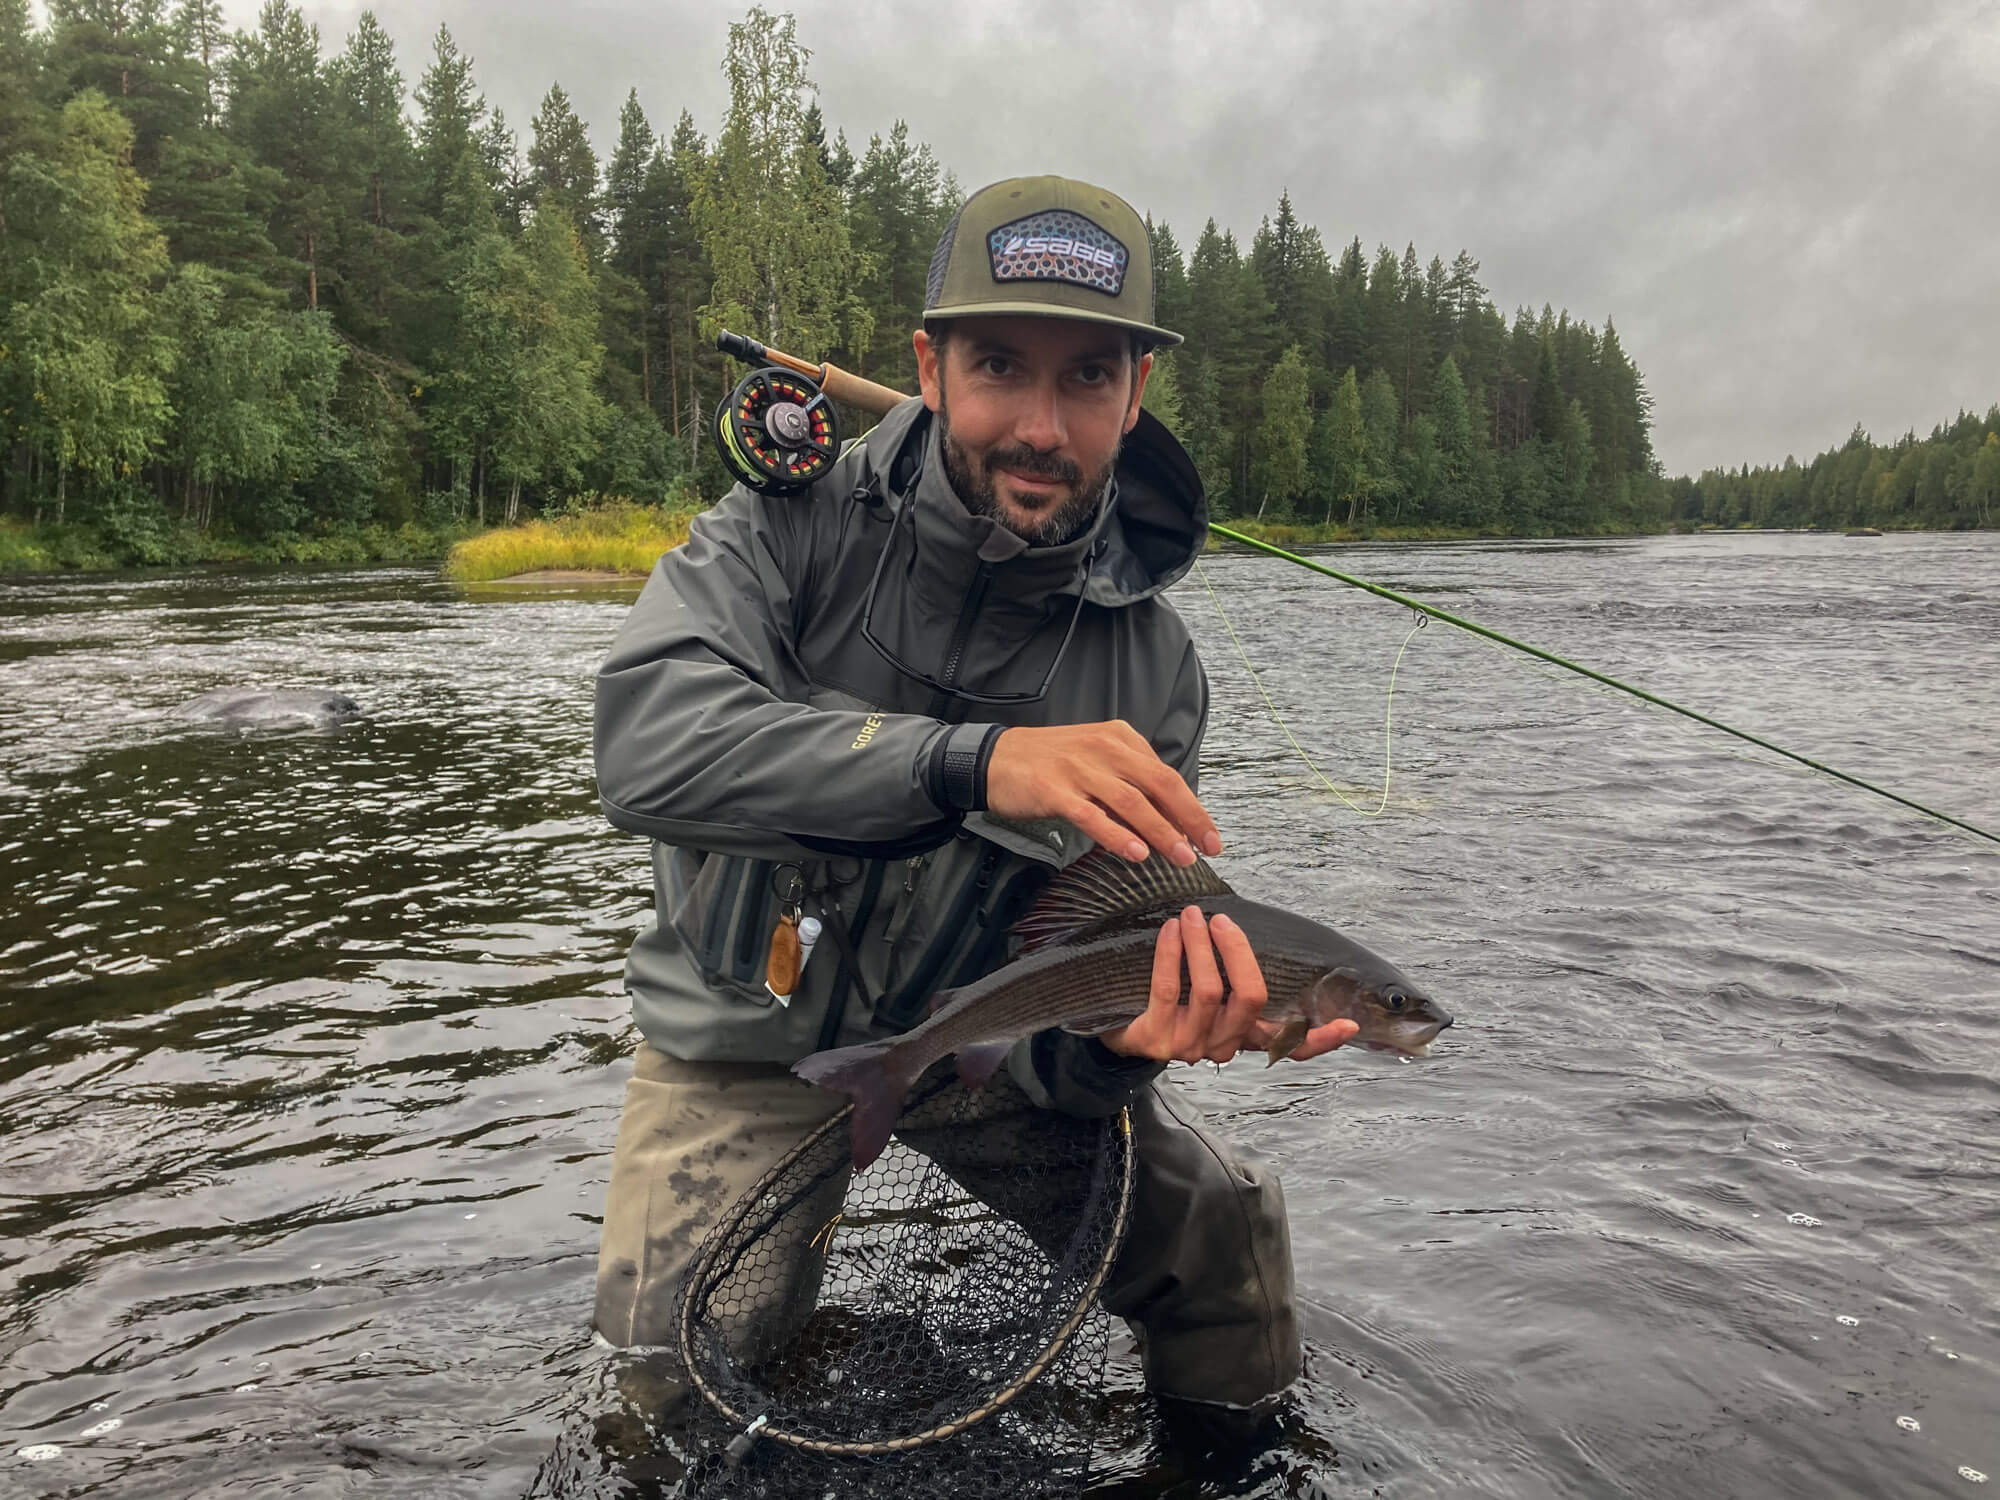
[{"x1": 216, "y1": 0, "x2": 1996, "y2": 475}]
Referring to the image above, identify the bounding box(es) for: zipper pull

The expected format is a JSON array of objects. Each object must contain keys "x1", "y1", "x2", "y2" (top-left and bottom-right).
[{"x1": 881, "y1": 855, "x2": 927, "y2": 947}]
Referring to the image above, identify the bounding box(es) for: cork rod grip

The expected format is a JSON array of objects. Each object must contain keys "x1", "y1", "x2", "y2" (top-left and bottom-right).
[{"x1": 815, "y1": 363, "x2": 909, "y2": 418}]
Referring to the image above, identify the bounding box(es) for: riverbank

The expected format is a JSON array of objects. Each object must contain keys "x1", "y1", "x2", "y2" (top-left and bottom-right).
[
  {"x1": 1209, "y1": 519, "x2": 1498, "y2": 548},
  {"x1": 442, "y1": 505, "x2": 694, "y2": 583},
  {"x1": 0, "y1": 516, "x2": 470, "y2": 575}
]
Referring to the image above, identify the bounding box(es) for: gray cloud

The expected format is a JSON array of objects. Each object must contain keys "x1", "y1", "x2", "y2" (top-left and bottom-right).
[{"x1": 248, "y1": 0, "x2": 1998, "y2": 473}]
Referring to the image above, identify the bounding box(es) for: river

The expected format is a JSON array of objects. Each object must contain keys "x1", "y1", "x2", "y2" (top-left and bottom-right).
[{"x1": 2, "y1": 531, "x2": 1996, "y2": 1497}]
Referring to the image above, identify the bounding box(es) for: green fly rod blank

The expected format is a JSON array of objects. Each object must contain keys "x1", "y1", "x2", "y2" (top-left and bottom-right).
[{"x1": 1206, "y1": 523, "x2": 2000, "y2": 847}]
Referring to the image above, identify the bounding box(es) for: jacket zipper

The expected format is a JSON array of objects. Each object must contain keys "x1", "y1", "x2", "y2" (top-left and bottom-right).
[
  {"x1": 816, "y1": 861, "x2": 886, "y2": 1051},
  {"x1": 880, "y1": 853, "x2": 928, "y2": 947},
  {"x1": 874, "y1": 842, "x2": 1003, "y2": 1033},
  {"x1": 939, "y1": 562, "x2": 993, "y2": 690}
]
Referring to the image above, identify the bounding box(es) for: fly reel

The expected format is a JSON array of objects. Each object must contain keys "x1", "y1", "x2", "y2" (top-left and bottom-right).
[{"x1": 713, "y1": 365, "x2": 841, "y2": 496}]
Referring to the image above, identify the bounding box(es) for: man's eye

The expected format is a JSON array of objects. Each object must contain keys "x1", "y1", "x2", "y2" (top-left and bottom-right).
[
  {"x1": 1076, "y1": 365, "x2": 1110, "y2": 385},
  {"x1": 979, "y1": 356, "x2": 1012, "y2": 377}
]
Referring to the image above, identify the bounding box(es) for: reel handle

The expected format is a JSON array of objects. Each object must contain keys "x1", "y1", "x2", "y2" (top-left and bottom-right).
[{"x1": 714, "y1": 331, "x2": 908, "y2": 419}]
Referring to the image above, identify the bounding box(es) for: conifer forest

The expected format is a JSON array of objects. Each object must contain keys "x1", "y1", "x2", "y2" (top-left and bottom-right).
[{"x1": 1, "y1": 2, "x2": 1994, "y2": 567}]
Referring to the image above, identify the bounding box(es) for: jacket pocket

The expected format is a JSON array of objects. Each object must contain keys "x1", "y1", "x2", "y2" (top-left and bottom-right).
[
  {"x1": 868, "y1": 831, "x2": 1048, "y2": 1036},
  {"x1": 667, "y1": 848, "x2": 792, "y2": 1006}
]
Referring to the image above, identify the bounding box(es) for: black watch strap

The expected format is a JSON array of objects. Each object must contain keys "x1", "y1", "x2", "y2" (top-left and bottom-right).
[{"x1": 928, "y1": 722, "x2": 1006, "y2": 812}]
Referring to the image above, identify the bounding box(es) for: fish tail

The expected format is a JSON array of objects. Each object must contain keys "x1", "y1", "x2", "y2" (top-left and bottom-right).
[{"x1": 791, "y1": 1039, "x2": 918, "y2": 1171}]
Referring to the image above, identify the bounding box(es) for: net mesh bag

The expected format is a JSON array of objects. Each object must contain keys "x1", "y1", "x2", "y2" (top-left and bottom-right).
[{"x1": 674, "y1": 1068, "x2": 1134, "y2": 1499}]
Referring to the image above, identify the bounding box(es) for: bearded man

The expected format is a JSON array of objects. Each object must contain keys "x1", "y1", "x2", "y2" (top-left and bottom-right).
[{"x1": 591, "y1": 175, "x2": 1355, "y2": 1452}]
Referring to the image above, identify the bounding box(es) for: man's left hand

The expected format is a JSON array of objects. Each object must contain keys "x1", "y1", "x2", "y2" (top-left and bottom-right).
[{"x1": 1097, "y1": 906, "x2": 1360, "y2": 1064}]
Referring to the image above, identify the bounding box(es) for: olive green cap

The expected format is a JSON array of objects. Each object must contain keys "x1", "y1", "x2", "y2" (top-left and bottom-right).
[{"x1": 922, "y1": 175, "x2": 1183, "y2": 348}]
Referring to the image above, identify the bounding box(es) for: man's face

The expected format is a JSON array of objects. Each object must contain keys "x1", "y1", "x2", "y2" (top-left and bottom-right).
[{"x1": 914, "y1": 315, "x2": 1153, "y2": 546}]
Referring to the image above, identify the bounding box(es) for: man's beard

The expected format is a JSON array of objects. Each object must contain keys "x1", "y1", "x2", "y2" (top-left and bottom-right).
[{"x1": 937, "y1": 397, "x2": 1118, "y2": 547}]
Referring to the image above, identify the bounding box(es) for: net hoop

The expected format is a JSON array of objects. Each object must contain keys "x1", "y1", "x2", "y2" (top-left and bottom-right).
[{"x1": 677, "y1": 1089, "x2": 1135, "y2": 1459}]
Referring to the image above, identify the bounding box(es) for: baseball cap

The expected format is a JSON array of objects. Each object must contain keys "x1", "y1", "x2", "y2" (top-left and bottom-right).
[{"x1": 922, "y1": 175, "x2": 1184, "y2": 348}]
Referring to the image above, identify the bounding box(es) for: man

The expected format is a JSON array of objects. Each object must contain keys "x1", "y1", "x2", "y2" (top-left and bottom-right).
[{"x1": 591, "y1": 176, "x2": 1356, "y2": 1447}]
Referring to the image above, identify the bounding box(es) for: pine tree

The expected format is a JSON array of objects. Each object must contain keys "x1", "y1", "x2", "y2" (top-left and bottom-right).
[
  {"x1": 658, "y1": 110, "x2": 715, "y2": 471},
  {"x1": 175, "y1": 0, "x2": 227, "y2": 128},
  {"x1": 1326, "y1": 235, "x2": 1366, "y2": 375},
  {"x1": 1140, "y1": 351, "x2": 1184, "y2": 440},
  {"x1": 327, "y1": 12, "x2": 413, "y2": 346},
  {"x1": 1529, "y1": 333, "x2": 1565, "y2": 444},
  {"x1": 602, "y1": 90, "x2": 660, "y2": 412},
  {"x1": 226, "y1": 1, "x2": 339, "y2": 310},
  {"x1": 1362, "y1": 243, "x2": 1401, "y2": 375},
  {"x1": 527, "y1": 83, "x2": 600, "y2": 243},
  {"x1": 604, "y1": 90, "x2": 655, "y2": 248},
  {"x1": 1147, "y1": 217, "x2": 1189, "y2": 335},
  {"x1": 45, "y1": 0, "x2": 200, "y2": 173},
  {"x1": 412, "y1": 24, "x2": 484, "y2": 224},
  {"x1": 847, "y1": 120, "x2": 950, "y2": 388}
]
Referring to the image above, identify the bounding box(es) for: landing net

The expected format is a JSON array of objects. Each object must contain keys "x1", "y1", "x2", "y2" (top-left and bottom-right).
[{"x1": 675, "y1": 1070, "x2": 1133, "y2": 1497}]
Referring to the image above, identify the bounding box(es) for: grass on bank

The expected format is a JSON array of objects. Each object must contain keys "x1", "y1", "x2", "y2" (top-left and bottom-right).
[{"x1": 442, "y1": 502, "x2": 694, "y2": 583}]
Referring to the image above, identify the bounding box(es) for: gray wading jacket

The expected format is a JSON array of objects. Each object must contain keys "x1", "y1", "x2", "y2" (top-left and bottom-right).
[{"x1": 594, "y1": 396, "x2": 1208, "y2": 1115}]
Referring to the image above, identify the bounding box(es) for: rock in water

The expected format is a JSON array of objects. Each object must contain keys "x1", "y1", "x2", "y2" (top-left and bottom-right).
[{"x1": 171, "y1": 687, "x2": 361, "y2": 731}]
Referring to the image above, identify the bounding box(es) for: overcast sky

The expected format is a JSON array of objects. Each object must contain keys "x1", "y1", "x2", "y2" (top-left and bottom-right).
[{"x1": 210, "y1": 0, "x2": 1997, "y2": 475}]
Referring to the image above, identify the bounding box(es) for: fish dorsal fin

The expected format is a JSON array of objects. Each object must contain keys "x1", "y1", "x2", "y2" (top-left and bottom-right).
[{"x1": 1014, "y1": 848, "x2": 1235, "y2": 953}]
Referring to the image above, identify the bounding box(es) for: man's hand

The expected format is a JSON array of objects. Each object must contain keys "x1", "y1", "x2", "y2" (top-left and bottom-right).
[
  {"x1": 985, "y1": 721, "x2": 1221, "y2": 867},
  {"x1": 1098, "y1": 906, "x2": 1360, "y2": 1065}
]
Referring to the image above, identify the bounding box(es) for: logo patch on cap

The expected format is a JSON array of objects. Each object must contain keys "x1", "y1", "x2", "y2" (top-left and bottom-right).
[{"x1": 988, "y1": 210, "x2": 1128, "y2": 296}]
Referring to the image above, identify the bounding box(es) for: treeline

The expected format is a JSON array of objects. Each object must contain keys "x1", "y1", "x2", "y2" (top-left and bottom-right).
[
  {"x1": 1144, "y1": 203, "x2": 1660, "y2": 532},
  {"x1": 1663, "y1": 410, "x2": 2000, "y2": 531},
  {"x1": 0, "y1": 1, "x2": 1668, "y2": 564}
]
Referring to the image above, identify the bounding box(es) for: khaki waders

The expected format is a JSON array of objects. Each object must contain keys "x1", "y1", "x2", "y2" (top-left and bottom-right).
[{"x1": 595, "y1": 1043, "x2": 1301, "y2": 1411}]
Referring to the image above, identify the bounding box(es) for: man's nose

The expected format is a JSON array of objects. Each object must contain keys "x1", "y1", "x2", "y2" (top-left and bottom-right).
[{"x1": 1012, "y1": 382, "x2": 1067, "y2": 453}]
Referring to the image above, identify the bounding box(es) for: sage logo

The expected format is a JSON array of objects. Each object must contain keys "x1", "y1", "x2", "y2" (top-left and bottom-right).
[
  {"x1": 988, "y1": 210, "x2": 1127, "y2": 296},
  {"x1": 850, "y1": 713, "x2": 885, "y2": 750}
]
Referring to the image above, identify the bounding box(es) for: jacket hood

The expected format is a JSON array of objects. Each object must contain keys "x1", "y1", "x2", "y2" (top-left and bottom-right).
[{"x1": 856, "y1": 396, "x2": 1207, "y2": 613}]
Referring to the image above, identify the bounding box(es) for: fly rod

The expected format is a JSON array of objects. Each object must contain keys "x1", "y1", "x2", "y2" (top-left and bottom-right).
[{"x1": 711, "y1": 331, "x2": 1999, "y2": 847}]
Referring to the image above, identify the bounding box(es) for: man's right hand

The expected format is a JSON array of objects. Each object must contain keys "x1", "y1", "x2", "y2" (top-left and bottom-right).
[{"x1": 983, "y1": 721, "x2": 1221, "y2": 866}]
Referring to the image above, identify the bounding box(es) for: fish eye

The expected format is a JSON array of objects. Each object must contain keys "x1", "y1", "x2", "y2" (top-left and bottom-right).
[{"x1": 1385, "y1": 991, "x2": 1408, "y2": 1013}]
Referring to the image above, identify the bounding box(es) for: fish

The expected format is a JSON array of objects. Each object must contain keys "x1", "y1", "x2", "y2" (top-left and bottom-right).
[{"x1": 792, "y1": 849, "x2": 1451, "y2": 1169}]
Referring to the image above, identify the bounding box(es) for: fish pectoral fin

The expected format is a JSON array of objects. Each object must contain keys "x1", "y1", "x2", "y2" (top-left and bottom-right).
[
  {"x1": 954, "y1": 1041, "x2": 1011, "y2": 1089},
  {"x1": 1263, "y1": 1017, "x2": 1311, "y2": 1067},
  {"x1": 1057, "y1": 1007, "x2": 1144, "y2": 1038}
]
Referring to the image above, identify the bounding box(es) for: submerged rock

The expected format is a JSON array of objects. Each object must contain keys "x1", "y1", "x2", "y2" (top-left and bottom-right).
[{"x1": 171, "y1": 687, "x2": 361, "y2": 730}]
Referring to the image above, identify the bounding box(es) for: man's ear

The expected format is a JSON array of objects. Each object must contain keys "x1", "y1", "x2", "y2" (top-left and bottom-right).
[
  {"x1": 914, "y1": 328, "x2": 943, "y2": 413},
  {"x1": 1124, "y1": 350, "x2": 1154, "y2": 433}
]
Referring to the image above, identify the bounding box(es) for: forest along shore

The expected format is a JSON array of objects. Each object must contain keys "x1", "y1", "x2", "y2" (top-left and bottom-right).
[{"x1": 4, "y1": 4, "x2": 1993, "y2": 576}]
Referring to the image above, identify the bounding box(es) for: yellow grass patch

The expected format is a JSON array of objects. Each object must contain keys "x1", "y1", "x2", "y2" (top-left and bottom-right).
[{"x1": 444, "y1": 505, "x2": 694, "y2": 583}]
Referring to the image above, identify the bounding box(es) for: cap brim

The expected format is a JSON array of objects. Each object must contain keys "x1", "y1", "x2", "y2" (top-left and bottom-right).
[{"x1": 920, "y1": 300, "x2": 1184, "y2": 349}]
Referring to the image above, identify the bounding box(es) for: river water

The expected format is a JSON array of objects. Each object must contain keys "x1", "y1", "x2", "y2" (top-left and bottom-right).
[{"x1": 2, "y1": 531, "x2": 1995, "y2": 1498}]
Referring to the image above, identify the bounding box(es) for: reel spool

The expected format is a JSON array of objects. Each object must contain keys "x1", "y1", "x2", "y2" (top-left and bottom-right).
[{"x1": 713, "y1": 366, "x2": 841, "y2": 496}]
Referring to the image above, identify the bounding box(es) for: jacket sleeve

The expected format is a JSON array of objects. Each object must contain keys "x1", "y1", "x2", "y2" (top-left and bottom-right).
[
  {"x1": 594, "y1": 484, "x2": 969, "y2": 861},
  {"x1": 1015, "y1": 634, "x2": 1209, "y2": 1116}
]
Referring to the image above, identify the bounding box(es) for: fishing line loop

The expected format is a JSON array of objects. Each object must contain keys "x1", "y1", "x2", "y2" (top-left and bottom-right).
[{"x1": 1193, "y1": 559, "x2": 1423, "y2": 819}]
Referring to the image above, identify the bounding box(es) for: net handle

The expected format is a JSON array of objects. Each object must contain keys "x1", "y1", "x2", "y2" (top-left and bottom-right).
[{"x1": 678, "y1": 1092, "x2": 1137, "y2": 1459}]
